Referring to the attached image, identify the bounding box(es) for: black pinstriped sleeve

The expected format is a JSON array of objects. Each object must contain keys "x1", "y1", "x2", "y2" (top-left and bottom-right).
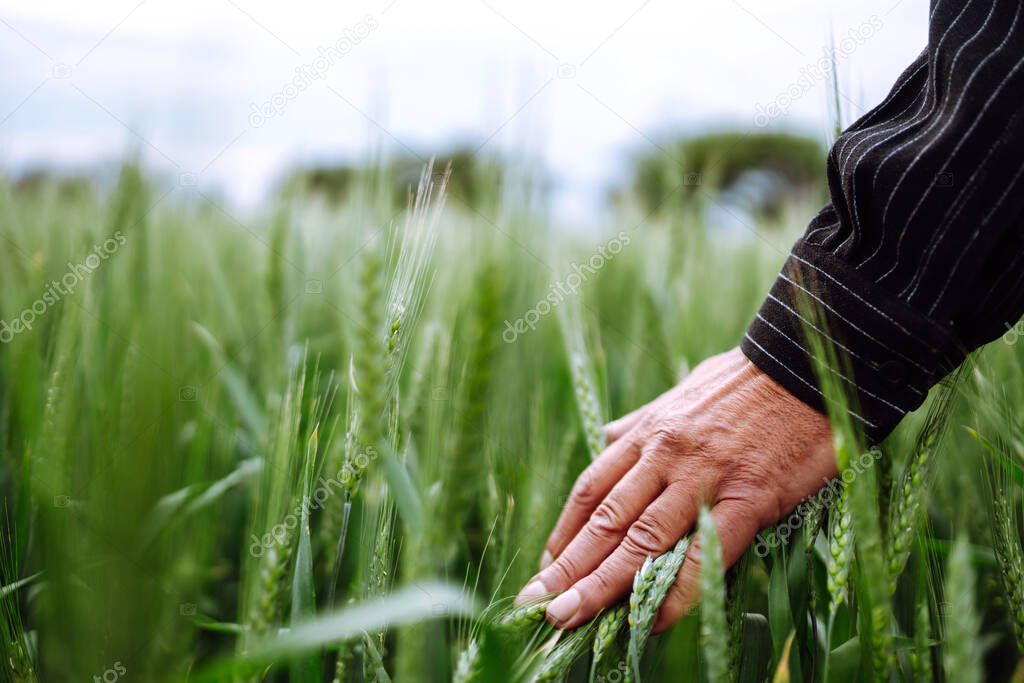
[{"x1": 741, "y1": 0, "x2": 1024, "y2": 442}]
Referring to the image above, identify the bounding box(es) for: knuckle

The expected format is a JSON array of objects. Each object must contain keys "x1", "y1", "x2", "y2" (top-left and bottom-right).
[
  {"x1": 587, "y1": 566, "x2": 615, "y2": 596},
  {"x1": 624, "y1": 515, "x2": 674, "y2": 555},
  {"x1": 543, "y1": 554, "x2": 581, "y2": 589},
  {"x1": 569, "y1": 469, "x2": 601, "y2": 508},
  {"x1": 584, "y1": 556, "x2": 634, "y2": 603},
  {"x1": 589, "y1": 497, "x2": 630, "y2": 537},
  {"x1": 638, "y1": 408, "x2": 661, "y2": 433},
  {"x1": 719, "y1": 470, "x2": 784, "y2": 529},
  {"x1": 647, "y1": 420, "x2": 699, "y2": 461}
]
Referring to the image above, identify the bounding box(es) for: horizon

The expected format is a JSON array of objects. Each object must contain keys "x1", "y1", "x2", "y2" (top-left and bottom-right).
[{"x1": 0, "y1": 0, "x2": 928, "y2": 224}]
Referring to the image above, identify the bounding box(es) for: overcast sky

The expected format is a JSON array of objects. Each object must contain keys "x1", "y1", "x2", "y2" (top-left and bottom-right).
[{"x1": 0, "y1": 0, "x2": 929, "y2": 222}]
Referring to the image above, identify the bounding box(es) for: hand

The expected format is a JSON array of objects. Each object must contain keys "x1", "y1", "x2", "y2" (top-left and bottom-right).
[{"x1": 515, "y1": 347, "x2": 836, "y2": 632}]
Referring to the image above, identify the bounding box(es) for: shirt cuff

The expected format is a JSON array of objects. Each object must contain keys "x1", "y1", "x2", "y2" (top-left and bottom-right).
[{"x1": 740, "y1": 238, "x2": 965, "y2": 443}]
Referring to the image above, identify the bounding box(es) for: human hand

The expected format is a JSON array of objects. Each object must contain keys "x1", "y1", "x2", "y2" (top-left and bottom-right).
[{"x1": 515, "y1": 347, "x2": 836, "y2": 632}]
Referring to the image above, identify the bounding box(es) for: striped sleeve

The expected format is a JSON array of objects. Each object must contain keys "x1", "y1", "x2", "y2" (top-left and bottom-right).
[{"x1": 741, "y1": 0, "x2": 1024, "y2": 442}]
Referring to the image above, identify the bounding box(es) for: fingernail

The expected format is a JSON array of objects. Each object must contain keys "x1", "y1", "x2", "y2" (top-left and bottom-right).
[
  {"x1": 515, "y1": 580, "x2": 548, "y2": 607},
  {"x1": 545, "y1": 588, "x2": 581, "y2": 627},
  {"x1": 539, "y1": 550, "x2": 553, "y2": 569}
]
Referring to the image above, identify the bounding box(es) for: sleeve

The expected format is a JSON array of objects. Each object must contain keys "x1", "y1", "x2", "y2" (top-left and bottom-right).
[{"x1": 741, "y1": 0, "x2": 1024, "y2": 443}]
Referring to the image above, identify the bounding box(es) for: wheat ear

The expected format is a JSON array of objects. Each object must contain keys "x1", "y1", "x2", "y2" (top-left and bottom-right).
[
  {"x1": 887, "y1": 431, "x2": 937, "y2": 594},
  {"x1": 570, "y1": 352, "x2": 606, "y2": 461},
  {"x1": 991, "y1": 486, "x2": 1024, "y2": 651},
  {"x1": 699, "y1": 508, "x2": 729, "y2": 683},
  {"x1": 826, "y1": 483, "x2": 852, "y2": 617},
  {"x1": 533, "y1": 618, "x2": 600, "y2": 681},
  {"x1": 626, "y1": 537, "x2": 692, "y2": 680},
  {"x1": 349, "y1": 245, "x2": 387, "y2": 492},
  {"x1": 590, "y1": 603, "x2": 628, "y2": 683},
  {"x1": 452, "y1": 638, "x2": 481, "y2": 683},
  {"x1": 499, "y1": 597, "x2": 554, "y2": 632}
]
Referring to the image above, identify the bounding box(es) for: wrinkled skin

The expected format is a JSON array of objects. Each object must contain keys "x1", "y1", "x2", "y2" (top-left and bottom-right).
[{"x1": 515, "y1": 347, "x2": 835, "y2": 632}]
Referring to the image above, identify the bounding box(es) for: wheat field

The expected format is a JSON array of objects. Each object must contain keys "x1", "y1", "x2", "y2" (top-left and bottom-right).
[{"x1": 0, "y1": 161, "x2": 1022, "y2": 682}]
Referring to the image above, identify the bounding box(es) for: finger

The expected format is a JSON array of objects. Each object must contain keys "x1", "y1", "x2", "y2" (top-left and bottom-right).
[
  {"x1": 520, "y1": 461, "x2": 662, "y2": 608},
  {"x1": 603, "y1": 406, "x2": 649, "y2": 444},
  {"x1": 533, "y1": 460, "x2": 666, "y2": 599},
  {"x1": 651, "y1": 498, "x2": 762, "y2": 633},
  {"x1": 602, "y1": 387, "x2": 680, "y2": 444},
  {"x1": 538, "y1": 429, "x2": 645, "y2": 568},
  {"x1": 545, "y1": 482, "x2": 701, "y2": 629}
]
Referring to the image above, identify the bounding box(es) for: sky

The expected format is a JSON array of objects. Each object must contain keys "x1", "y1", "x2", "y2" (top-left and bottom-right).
[{"x1": 0, "y1": 0, "x2": 929, "y2": 223}]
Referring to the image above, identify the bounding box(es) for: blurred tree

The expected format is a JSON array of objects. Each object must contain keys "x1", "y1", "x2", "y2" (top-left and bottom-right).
[
  {"x1": 622, "y1": 131, "x2": 826, "y2": 221},
  {"x1": 281, "y1": 147, "x2": 509, "y2": 211},
  {"x1": 12, "y1": 170, "x2": 95, "y2": 202}
]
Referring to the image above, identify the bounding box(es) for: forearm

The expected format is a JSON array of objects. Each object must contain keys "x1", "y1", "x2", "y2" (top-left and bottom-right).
[{"x1": 744, "y1": 1, "x2": 1024, "y2": 441}]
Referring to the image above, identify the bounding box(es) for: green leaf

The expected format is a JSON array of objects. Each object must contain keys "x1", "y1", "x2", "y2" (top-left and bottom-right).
[
  {"x1": 827, "y1": 636, "x2": 861, "y2": 682},
  {"x1": 379, "y1": 441, "x2": 423, "y2": 533},
  {"x1": 143, "y1": 458, "x2": 261, "y2": 545},
  {"x1": 965, "y1": 427, "x2": 1024, "y2": 487},
  {"x1": 785, "y1": 539, "x2": 813, "y2": 679},
  {"x1": 191, "y1": 322, "x2": 266, "y2": 439},
  {"x1": 221, "y1": 365, "x2": 266, "y2": 441},
  {"x1": 193, "y1": 582, "x2": 477, "y2": 681},
  {"x1": 737, "y1": 613, "x2": 772, "y2": 683},
  {"x1": 190, "y1": 615, "x2": 243, "y2": 634},
  {"x1": 473, "y1": 624, "x2": 525, "y2": 683},
  {"x1": 768, "y1": 553, "x2": 793, "y2": 665}
]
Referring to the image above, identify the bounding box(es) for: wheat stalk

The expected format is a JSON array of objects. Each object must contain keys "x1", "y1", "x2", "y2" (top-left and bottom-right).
[
  {"x1": 844, "y1": 447, "x2": 894, "y2": 679},
  {"x1": 911, "y1": 591, "x2": 933, "y2": 682},
  {"x1": 942, "y1": 536, "x2": 981, "y2": 683},
  {"x1": 699, "y1": 508, "x2": 729, "y2": 683}
]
